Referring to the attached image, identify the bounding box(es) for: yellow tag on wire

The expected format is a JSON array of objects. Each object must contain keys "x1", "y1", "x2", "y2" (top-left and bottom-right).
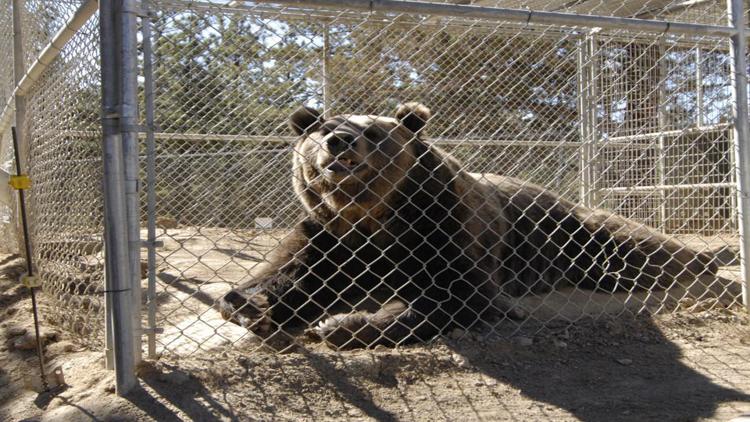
[
  {"x1": 20, "y1": 274, "x2": 41, "y2": 288},
  {"x1": 9, "y1": 175, "x2": 31, "y2": 190}
]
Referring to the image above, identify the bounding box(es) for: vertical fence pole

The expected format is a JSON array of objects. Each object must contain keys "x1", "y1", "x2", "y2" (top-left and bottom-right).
[
  {"x1": 577, "y1": 35, "x2": 591, "y2": 206},
  {"x1": 657, "y1": 41, "x2": 668, "y2": 229},
  {"x1": 695, "y1": 47, "x2": 704, "y2": 127},
  {"x1": 588, "y1": 34, "x2": 600, "y2": 208},
  {"x1": 142, "y1": 1, "x2": 158, "y2": 359},
  {"x1": 100, "y1": 0, "x2": 137, "y2": 394},
  {"x1": 728, "y1": 0, "x2": 750, "y2": 308},
  {"x1": 578, "y1": 32, "x2": 597, "y2": 207},
  {"x1": 120, "y1": 0, "x2": 143, "y2": 365},
  {"x1": 12, "y1": 0, "x2": 27, "y2": 253},
  {"x1": 323, "y1": 23, "x2": 331, "y2": 117}
]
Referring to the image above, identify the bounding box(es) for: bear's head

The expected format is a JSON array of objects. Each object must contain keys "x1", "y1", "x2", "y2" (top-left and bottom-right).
[{"x1": 289, "y1": 102, "x2": 432, "y2": 231}]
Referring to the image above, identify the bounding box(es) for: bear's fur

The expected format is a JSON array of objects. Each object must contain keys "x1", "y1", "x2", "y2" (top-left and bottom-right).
[{"x1": 218, "y1": 103, "x2": 717, "y2": 349}]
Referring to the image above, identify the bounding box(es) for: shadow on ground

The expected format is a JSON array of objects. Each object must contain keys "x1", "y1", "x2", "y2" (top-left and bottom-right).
[{"x1": 113, "y1": 307, "x2": 750, "y2": 421}]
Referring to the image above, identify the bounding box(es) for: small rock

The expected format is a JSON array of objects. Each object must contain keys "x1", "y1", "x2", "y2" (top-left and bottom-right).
[
  {"x1": 136, "y1": 361, "x2": 160, "y2": 378},
  {"x1": 451, "y1": 353, "x2": 469, "y2": 368},
  {"x1": 679, "y1": 297, "x2": 696, "y2": 309},
  {"x1": 6, "y1": 327, "x2": 27, "y2": 337},
  {"x1": 553, "y1": 339, "x2": 567, "y2": 349},
  {"x1": 46, "y1": 397, "x2": 64, "y2": 410},
  {"x1": 159, "y1": 370, "x2": 191, "y2": 385},
  {"x1": 42, "y1": 330, "x2": 60, "y2": 343},
  {"x1": 691, "y1": 298, "x2": 719, "y2": 312},
  {"x1": 449, "y1": 328, "x2": 465, "y2": 340},
  {"x1": 47, "y1": 341, "x2": 76, "y2": 354},
  {"x1": 12, "y1": 333, "x2": 40, "y2": 350},
  {"x1": 102, "y1": 384, "x2": 116, "y2": 394},
  {"x1": 157, "y1": 216, "x2": 179, "y2": 229},
  {"x1": 515, "y1": 336, "x2": 533, "y2": 347},
  {"x1": 616, "y1": 358, "x2": 633, "y2": 366},
  {"x1": 140, "y1": 261, "x2": 149, "y2": 279},
  {"x1": 740, "y1": 336, "x2": 750, "y2": 346}
]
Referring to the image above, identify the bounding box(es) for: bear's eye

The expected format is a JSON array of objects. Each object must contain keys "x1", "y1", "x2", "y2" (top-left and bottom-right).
[
  {"x1": 318, "y1": 121, "x2": 340, "y2": 135},
  {"x1": 363, "y1": 126, "x2": 386, "y2": 144}
]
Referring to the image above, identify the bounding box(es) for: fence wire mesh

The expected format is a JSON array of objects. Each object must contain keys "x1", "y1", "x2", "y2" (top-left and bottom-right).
[
  {"x1": 0, "y1": 0, "x2": 746, "y2": 357},
  {"x1": 0, "y1": 0, "x2": 13, "y2": 107},
  {"x1": 21, "y1": 9, "x2": 104, "y2": 347},
  {"x1": 135, "y1": 0, "x2": 746, "y2": 355}
]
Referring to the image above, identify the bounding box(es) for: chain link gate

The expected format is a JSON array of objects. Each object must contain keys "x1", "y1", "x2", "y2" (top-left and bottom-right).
[{"x1": 135, "y1": 0, "x2": 749, "y2": 358}]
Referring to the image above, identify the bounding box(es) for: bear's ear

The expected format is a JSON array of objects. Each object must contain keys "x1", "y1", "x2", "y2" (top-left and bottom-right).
[
  {"x1": 289, "y1": 106, "x2": 322, "y2": 136},
  {"x1": 395, "y1": 102, "x2": 431, "y2": 134}
]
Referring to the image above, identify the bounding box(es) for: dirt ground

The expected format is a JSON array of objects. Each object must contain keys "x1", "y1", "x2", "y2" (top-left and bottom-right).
[{"x1": 2, "y1": 252, "x2": 750, "y2": 421}]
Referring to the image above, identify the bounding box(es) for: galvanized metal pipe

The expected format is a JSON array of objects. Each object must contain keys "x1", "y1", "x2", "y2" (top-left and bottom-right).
[
  {"x1": 10, "y1": 0, "x2": 26, "y2": 240},
  {"x1": 0, "y1": 0, "x2": 98, "y2": 152},
  {"x1": 577, "y1": 34, "x2": 591, "y2": 207},
  {"x1": 142, "y1": 2, "x2": 158, "y2": 360},
  {"x1": 323, "y1": 24, "x2": 331, "y2": 117},
  {"x1": 119, "y1": 0, "x2": 142, "y2": 366},
  {"x1": 100, "y1": 0, "x2": 137, "y2": 395},
  {"x1": 12, "y1": 0, "x2": 26, "y2": 170},
  {"x1": 728, "y1": 0, "x2": 750, "y2": 308},
  {"x1": 601, "y1": 182, "x2": 736, "y2": 192},
  {"x1": 657, "y1": 42, "x2": 668, "y2": 228},
  {"x1": 604, "y1": 123, "x2": 731, "y2": 143},
  {"x1": 695, "y1": 48, "x2": 704, "y2": 127},
  {"x1": 254, "y1": 0, "x2": 737, "y2": 37}
]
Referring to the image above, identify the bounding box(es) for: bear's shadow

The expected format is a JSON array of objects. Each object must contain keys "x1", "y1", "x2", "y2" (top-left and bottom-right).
[
  {"x1": 447, "y1": 316, "x2": 749, "y2": 421},
  {"x1": 296, "y1": 277, "x2": 750, "y2": 421}
]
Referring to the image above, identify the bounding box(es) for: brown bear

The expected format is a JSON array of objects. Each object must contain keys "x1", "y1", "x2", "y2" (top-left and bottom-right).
[{"x1": 218, "y1": 102, "x2": 717, "y2": 349}]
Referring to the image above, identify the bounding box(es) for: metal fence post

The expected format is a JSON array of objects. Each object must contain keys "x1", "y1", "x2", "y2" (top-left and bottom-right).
[
  {"x1": 142, "y1": 0, "x2": 158, "y2": 360},
  {"x1": 11, "y1": 0, "x2": 26, "y2": 253},
  {"x1": 657, "y1": 41, "x2": 668, "y2": 229},
  {"x1": 578, "y1": 32, "x2": 597, "y2": 207},
  {"x1": 323, "y1": 23, "x2": 331, "y2": 117},
  {"x1": 120, "y1": 0, "x2": 143, "y2": 365},
  {"x1": 100, "y1": 0, "x2": 138, "y2": 395},
  {"x1": 727, "y1": 0, "x2": 750, "y2": 308},
  {"x1": 577, "y1": 35, "x2": 589, "y2": 206}
]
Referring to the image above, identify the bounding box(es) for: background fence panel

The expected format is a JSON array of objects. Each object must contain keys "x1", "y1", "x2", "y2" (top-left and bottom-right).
[{"x1": 135, "y1": 0, "x2": 745, "y2": 355}]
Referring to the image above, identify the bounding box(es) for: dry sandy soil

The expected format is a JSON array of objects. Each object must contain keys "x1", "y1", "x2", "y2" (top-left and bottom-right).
[{"x1": 1, "y1": 249, "x2": 750, "y2": 421}]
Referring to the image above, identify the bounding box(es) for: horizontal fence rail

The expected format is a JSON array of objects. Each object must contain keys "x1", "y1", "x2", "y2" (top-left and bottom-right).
[{"x1": 253, "y1": 0, "x2": 738, "y2": 36}]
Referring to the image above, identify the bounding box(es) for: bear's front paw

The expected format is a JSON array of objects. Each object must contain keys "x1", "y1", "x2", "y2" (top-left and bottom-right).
[
  {"x1": 218, "y1": 288, "x2": 274, "y2": 337},
  {"x1": 307, "y1": 313, "x2": 381, "y2": 350}
]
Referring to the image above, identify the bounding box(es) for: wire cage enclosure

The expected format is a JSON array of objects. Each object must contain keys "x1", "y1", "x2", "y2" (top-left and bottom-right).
[{"x1": 1, "y1": 0, "x2": 749, "y2": 392}]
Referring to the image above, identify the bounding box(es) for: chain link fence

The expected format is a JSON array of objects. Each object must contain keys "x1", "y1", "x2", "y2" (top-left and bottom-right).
[
  {"x1": 0, "y1": 0, "x2": 104, "y2": 347},
  {"x1": 140, "y1": 0, "x2": 745, "y2": 355},
  {"x1": 0, "y1": 0, "x2": 747, "y2": 359}
]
